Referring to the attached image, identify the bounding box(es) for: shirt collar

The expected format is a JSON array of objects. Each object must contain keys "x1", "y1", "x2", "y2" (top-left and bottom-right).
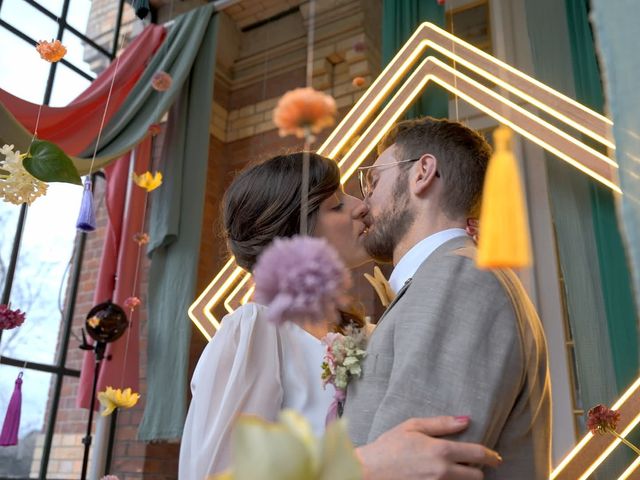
[{"x1": 388, "y1": 228, "x2": 468, "y2": 293}]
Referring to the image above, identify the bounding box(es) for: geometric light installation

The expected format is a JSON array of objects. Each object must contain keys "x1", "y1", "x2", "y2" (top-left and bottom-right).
[{"x1": 189, "y1": 21, "x2": 620, "y2": 341}]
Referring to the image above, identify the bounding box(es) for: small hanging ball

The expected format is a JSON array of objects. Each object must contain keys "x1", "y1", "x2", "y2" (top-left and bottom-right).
[
  {"x1": 151, "y1": 71, "x2": 172, "y2": 92},
  {"x1": 352, "y1": 76, "x2": 366, "y2": 88},
  {"x1": 437, "y1": 0, "x2": 445, "y2": 5},
  {"x1": 85, "y1": 301, "x2": 129, "y2": 344}
]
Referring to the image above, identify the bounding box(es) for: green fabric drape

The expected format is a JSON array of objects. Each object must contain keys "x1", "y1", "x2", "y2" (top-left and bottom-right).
[
  {"x1": 564, "y1": 0, "x2": 638, "y2": 395},
  {"x1": 382, "y1": 0, "x2": 447, "y2": 119},
  {"x1": 137, "y1": 4, "x2": 218, "y2": 441},
  {"x1": 523, "y1": 0, "x2": 619, "y2": 415}
]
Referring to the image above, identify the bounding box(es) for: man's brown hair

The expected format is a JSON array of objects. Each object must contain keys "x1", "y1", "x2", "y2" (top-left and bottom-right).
[{"x1": 378, "y1": 116, "x2": 492, "y2": 218}]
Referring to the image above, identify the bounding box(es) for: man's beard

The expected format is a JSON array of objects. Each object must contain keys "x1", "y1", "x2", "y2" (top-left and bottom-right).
[{"x1": 363, "y1": 177, "x2": 415, "y2": 263}]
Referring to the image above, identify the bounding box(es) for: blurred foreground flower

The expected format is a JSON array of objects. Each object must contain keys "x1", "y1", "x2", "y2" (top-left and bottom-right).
[
  {"x1": 209, "y1": 410, "x2": 361, "y2": 480},
  {"x1": 253, "y1": 236, "x2": 351, "y2": 326},
  {"x1": 0, "y1": 144, "x2": 48, "y2": 206},
  {"x1": 98, "y1": 387, "x2": 140, "y2": 416},
  {"x1": 36, "y1": 40, "x2": 67, "y2": 62},
  {"x1": 273, "y1": 87, "x2": 337, "y2": 139},
  {"x1": 0, "y1": 304, "x2": 26, "y2": 330},
  {"x1": 587, "y1": 404, "x2": 640, "y2": 455},
  {"x1": 132, "y1": 171, "x2": 162, "y2": 192},
  {"x1": 151, "y1": 71, "x2": 172, "y2": 91}
]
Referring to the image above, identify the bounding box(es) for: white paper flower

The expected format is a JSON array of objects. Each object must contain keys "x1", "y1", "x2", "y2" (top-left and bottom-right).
[{"x1": 0, "y1": 144, "x2": 48, "y2": 206}]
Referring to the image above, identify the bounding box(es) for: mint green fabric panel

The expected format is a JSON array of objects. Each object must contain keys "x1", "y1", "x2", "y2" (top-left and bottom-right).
[
  {"x1": 564, "y1": 0, "x2": 638, "y2": 395},
  {"x1": 382, "y1": 0, "x2": 447, "y2": 119},
  {"x1": 138, "y1": 5, "x2": 218, "y2": 441},
  {"x1": 523, "y1": 0, "x2": 618, "y2": 423},
  {"x1": 590, "y1": 0, "x2": 640, "y2": 354}
]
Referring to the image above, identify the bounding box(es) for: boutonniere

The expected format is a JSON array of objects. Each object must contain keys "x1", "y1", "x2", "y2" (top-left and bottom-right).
[{"x1": 321, "y1": 325, "x2": 367, "y2": 425}]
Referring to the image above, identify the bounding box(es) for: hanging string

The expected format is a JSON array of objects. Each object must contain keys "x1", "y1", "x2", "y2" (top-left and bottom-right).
[{"x1": 300, "y1": 0, "x2": 317, "y2": 236}]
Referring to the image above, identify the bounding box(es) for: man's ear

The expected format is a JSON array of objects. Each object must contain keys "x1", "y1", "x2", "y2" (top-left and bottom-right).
[{"x1": 412, "y1": 154, "x2": 439, "y2": 196}]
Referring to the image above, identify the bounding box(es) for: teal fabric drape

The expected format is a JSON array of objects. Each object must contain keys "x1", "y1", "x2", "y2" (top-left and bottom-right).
[
  {"x1": 522, "y1": 0, "x2": 619, "y2": 418},
  {"x1": 137, "y1": 4, "x2": 218, "y2": 440},
  {"x1": 590, "y1": 0, "x2": 640, "y2": 347},
  {"x1": 382, "y1": 0, "x2": 448, "y2": 119},
  {"x1": 565, "y1": 0, "x2": 638, "y2": 395}
]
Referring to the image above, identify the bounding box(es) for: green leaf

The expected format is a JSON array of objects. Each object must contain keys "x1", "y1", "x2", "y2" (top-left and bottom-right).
[{"x1": 23, "y1": 140, "x2": 82, "y2": 185}]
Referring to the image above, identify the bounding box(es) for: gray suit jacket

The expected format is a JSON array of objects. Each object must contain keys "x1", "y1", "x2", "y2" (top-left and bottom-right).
[{"x1": 344, "y1": 237, "x2": 551, "y2": 479}]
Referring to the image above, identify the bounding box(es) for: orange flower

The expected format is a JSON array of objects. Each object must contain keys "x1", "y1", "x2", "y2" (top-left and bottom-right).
[
  {"x1": 36, "y1": 40, "x2": 67, "y2": 63},
  {"x1": 352, "y1": 76, "x2": 366, "y2": 88},
  {"x1": 273, "y1": 87, "x2": 337, "y2": 138}
]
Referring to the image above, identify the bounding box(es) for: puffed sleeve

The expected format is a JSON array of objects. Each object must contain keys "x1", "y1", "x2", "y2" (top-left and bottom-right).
[{"x1": 179, "y1": 303, "x2": 284, "y2": 479}]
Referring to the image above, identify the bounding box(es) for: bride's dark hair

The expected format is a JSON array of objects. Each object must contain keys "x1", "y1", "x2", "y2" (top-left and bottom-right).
[
  {"x1": 222, "y1": 152, "x2": 365, "y2": 331},
  {"x1": 223, "y1": 152, "x2": 340, "y2": 272}
]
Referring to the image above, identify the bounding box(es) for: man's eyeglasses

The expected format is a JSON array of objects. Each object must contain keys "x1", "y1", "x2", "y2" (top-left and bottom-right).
[{"x1": 357, "y1": 158, "x2": 440, "y2": 199}]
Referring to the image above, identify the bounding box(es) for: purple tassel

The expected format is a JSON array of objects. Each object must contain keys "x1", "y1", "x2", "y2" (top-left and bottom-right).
[
  {"x1": 0, "y1": 372, "x2": 23, "y2": 446},
  {"x1": 76, "y1": 178, "x2": 96, "y2": 232}
]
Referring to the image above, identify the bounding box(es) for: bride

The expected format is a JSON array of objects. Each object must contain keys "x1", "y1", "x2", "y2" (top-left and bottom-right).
[{"x1": 179, "y1": 152, "x2": 371, "y2": 479}]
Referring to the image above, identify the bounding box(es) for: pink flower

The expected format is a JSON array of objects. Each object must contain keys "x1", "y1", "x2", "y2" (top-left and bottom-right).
[
  {"x1": 151, "y1": 71, "x2": 172, "y2": 92},
  {"x1": 587, "y1": 404, "x2": 620, "y2": 434},
  {"x1": 253, "y1": 236, "x2": 351, "y2": 326},
  {"x1": 0, "y1": 304, "x2": 26, "y2": 330},
  {"x1": 133, "y1": 232, "x2": 150, "y2": 246},
  {"x1": 124, "y1": 297, "x2": 141, "y2": 310}
]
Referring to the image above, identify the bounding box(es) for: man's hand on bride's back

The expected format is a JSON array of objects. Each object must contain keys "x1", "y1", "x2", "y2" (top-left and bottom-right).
[{"x1": 355, "y1": 416, "x2": 502, "y2": 480}]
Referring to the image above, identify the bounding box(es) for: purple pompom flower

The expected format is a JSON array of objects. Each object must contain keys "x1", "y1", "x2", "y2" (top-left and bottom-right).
[{"x1": 253, "y1": 236, "x2": 351, "y2": 325}]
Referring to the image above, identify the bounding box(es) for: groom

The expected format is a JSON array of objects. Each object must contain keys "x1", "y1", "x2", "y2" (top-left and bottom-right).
[{"x1": 345, "y1": 117, "x2": 551, "y2": 479}]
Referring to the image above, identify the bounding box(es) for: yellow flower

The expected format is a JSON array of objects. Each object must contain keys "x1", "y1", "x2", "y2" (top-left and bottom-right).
[
  {"x1": 87, "y1": 316, "x2": 101, "y2": 328},
  {"x1": 36, "y1": 40, "x2": 67, "y2": 62},
  {"x1": 98, "y1": 386, "x2": 140, "y2": 416},
  {"x1": 132, "y1": 171, "x2": 162, "y2": 192}
]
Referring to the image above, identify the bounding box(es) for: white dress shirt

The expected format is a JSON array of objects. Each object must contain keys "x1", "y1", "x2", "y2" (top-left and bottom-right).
[
  {"x1": 388, "y1": 228, "x2": 468, "y2": 293},
  {"x1": 179, "y1": 303, "x2": 333, "y2": 479}
]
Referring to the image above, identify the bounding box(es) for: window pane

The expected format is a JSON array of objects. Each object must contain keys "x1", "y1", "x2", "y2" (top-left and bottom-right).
[
  {"x1": 0, "y1": 183, "x2": 82, "y2": 365},
  {"x1": 73, "y1": 0, "x2": 123, "y2": 59},
  {"x1": 0, "y1": 365, "x2": 52, "y2": 478},
  {"x1": 0, "y1": 203, "x2": 20, "y2": 290},
  {"x1": 42, "y1": 375, "x2": 92, "y2": 479},
  {"x1": 0, "y1": 28, "x2": 49, "y2": 103},
  {"x1": 49, "y1": 62, "x2": 92, "y2": 106},
  {"x1": 0, "y1": 0, "x2": 59, "y2": 45}
]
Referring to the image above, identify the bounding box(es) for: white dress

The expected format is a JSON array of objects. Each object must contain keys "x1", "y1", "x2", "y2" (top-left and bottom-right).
[{"x1": 179, "y1": 303, "x2": 334, "y2": 479}]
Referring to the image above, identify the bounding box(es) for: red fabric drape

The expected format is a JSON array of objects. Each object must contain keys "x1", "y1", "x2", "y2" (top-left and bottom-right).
[
  {"x1": 76, "y1": 137, "x2": 153, "y2": 409},
  {"x1": 0, "y1": 25, "x2": 165, "y2": 156}
]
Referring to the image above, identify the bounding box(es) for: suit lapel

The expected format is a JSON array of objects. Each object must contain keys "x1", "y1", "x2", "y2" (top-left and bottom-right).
[{"x1": 375, "y1": 277, "x2": 413, "y2": 326}]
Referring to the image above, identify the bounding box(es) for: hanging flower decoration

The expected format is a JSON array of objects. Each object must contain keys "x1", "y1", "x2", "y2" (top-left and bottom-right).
[
  {"x1": 253, "y1": 236, "x2": 351, "y2": 326},
  {"x1": 0, "y1": 304, "x2": 26, "y2": 331},
  {"x1": 0, "y1": 145, "x2": 48, "y2": 206},
  {"x1": 273, "y1": 87, "x2": 337, "y2": 139},
  {"x1": 352, "y1": 76, "x2": 366, "y2": 88},
  {"x1": 36, "y1": 39, "x2": 67, "y2": 63},
  {"x1": 148, "y1": 123, "x2": 162, "y2": 137},
  {"x1": 124, "y1": 296, "x2": 141, "y2": 311},
  {"x1": 133, "y1": 232, "x2": 150, "y2": 245},
  {"x1": 151, "y1": 71, "x2": 172, "y2": 92},
  {"x1": 98, "y1": 386, "x2": 140, "y2": 416},
  {"x1": 132, "y1": 171, "x2": 162, "y2": 192},
  {"x1": 587, "y1": 404, "x2": 640, "y2": 456}
]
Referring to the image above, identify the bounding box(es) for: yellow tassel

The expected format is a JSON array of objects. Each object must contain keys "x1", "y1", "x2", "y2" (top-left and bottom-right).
[{"x1": 476, "y1": 126, "x2": 532, "y2": 269}]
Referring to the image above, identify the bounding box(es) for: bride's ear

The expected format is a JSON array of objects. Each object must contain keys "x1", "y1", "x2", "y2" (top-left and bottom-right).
[{"x1": 412, "y1": 154, "x2": 439, "y2": 196}]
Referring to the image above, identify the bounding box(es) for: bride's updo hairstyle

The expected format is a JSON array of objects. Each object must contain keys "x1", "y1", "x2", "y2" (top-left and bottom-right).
[{"x1": 223, "y1": 152, "x2": 340, "y2": 272}]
